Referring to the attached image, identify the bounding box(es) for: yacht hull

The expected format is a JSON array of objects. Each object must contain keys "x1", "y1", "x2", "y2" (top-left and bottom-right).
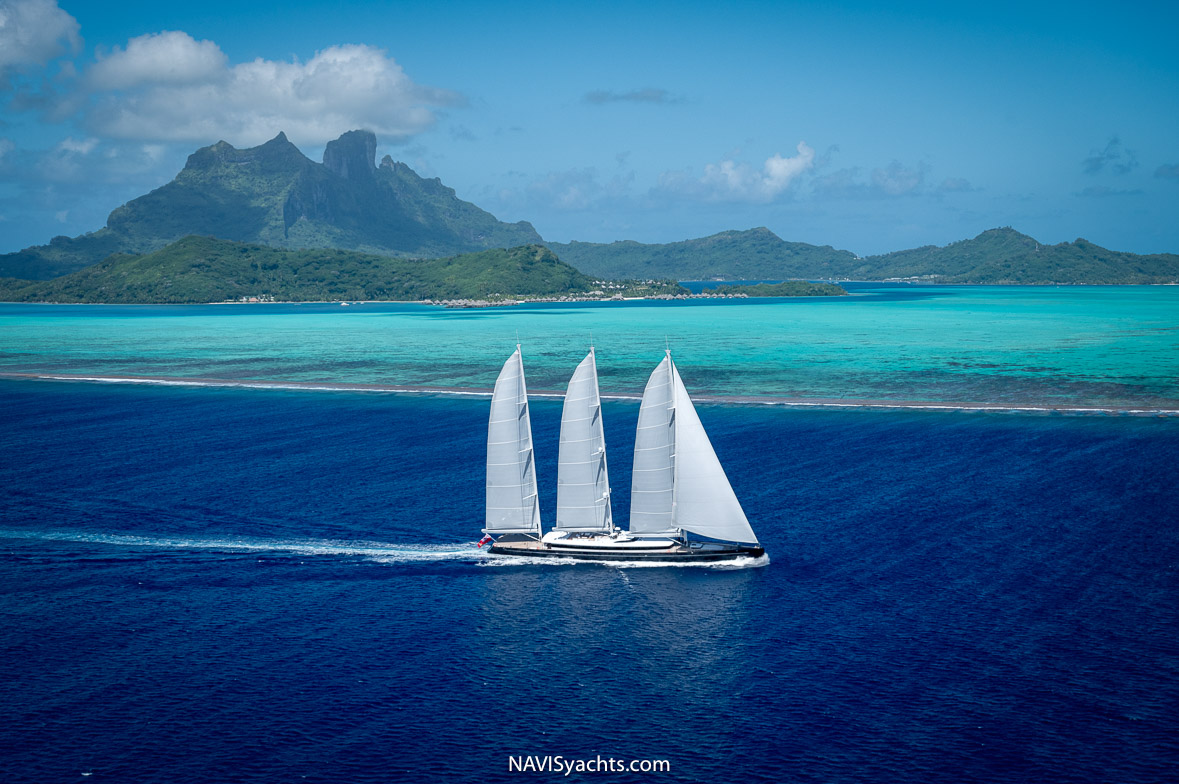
[{"x1": 488, "y1": 536, "x2": 764, "y2": 562}]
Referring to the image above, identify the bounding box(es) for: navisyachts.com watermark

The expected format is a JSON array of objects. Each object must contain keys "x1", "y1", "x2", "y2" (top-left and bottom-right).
[{"x1": 508, "y1": 755, "x2": 671, "y2": 775}]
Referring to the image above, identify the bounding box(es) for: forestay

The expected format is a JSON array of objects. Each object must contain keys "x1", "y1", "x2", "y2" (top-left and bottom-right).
[
  {"x1": 484, "y1": 347, "x2": 541, "y2": 534},
  {"x1": 556, "y1": 348, "x2": 613, "y2": 532}
]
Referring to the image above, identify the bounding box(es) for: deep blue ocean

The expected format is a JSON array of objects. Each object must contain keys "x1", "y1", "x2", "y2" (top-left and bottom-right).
[{"x1": 2, "y1": 379, "x2": 1177, "y2": 783}]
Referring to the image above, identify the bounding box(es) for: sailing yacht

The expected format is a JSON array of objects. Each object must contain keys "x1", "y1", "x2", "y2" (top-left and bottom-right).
[{"x1": 484, "y1": 346, "x2": 764, "y2": 562}]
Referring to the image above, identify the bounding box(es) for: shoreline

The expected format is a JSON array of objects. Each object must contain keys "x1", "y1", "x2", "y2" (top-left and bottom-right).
[
  {"x1": 3, "y1": 281, "x2": 1177, "y2": 309},
  {"x1": 3, "y1": 371, "x2": 1176, "y2": 417}
]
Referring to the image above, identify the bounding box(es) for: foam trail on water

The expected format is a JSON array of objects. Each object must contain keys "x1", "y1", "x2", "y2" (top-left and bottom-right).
[{"x1": 0, "y1": 529, "x2": 493, "y2": 563}]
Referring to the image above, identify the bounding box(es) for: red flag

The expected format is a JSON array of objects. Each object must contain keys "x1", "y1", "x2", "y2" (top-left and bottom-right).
[{"x1": 477, "y1": 535, "x2": 492, "y2": 548}]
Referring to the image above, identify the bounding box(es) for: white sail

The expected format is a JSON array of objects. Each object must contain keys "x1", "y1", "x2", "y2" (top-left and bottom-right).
[
  {"x1": 628, "y1": 354, "x2": 678, "y2": 535},
  {"x1": 669, "y1": 362, "x2": 759, "y2": 544},
  {"x1": 484, "y1": 347, "x2": 541, "y2": 534},
  {"x1": 556, "y1": 349, "x2": 613, "y2": 532}
]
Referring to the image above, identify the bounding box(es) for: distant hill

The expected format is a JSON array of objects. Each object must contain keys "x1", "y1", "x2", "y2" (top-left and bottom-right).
[
  {"x1": 547, "y1": 228, "x2": 857, "y2": 280},
  {"x1": 0, "y1": 237, "x2": 640, "y2": 304},
  {"x1": 551, "y1": 226, "x2": 1179, "y2": 284},
  {"x1": 854, "y1": 227, "x2": 1179, "y2": 284},
  {"x1": 0, "y1": 130, "x2": 542, "y2": 281},
  {"x1": 713, "y1": 281, "x2": 847, "y2": 297}
]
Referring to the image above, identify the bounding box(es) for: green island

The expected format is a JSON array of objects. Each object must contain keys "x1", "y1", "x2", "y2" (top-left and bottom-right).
[
  {"x1": 702, "y1": 281, "x2": 848, "y2": 297},
  {"x1": 551, "y1": 226, "x2": 1179, "y2": 285},
  {"x1": 852, "y1": 227, "x2": 1179, "y2": 285},
  {"x1": 547, "y1": 228, "x2": 855, "y2": 281},
  {"x1": 0, "y1": 236, "x2": 689, "y2": 304}
]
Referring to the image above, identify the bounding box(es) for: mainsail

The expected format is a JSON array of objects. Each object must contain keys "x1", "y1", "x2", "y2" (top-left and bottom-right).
[
  {"x1": 628, "y1": 354, "x2": 677, "y2": 535},
  {"x1": 556, "y1": 348, "x2": 613, "y2": 532},
  {"x1": 628, "y1": 352, "x2": 759, "y2": 545},
  {"x1": 484, "y1": 347, "x2": 541, "y2": 535}
]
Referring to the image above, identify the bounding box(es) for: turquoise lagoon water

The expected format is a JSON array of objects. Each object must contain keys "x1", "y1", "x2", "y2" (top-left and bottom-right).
[
  {"x1": 4, "y1": 285, "x2": 1179, "y2": 782},
  {"x1": 2, "y1": 284, "x2": 1177, "y2": 409}
]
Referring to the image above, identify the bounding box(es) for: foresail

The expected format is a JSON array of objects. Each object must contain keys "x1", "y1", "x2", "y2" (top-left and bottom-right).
[
  {"x1": 485, "y1": 348, "x2": 541, "y2": 534},
  {"x1": 670, "y1": 363, "x2": 758, "y2": 544},
  {"x1": 628, "y1": 354, "x2": 677, "y2": 535},
  {"x1": 556, "y1": 349, "x2": 613, "y2": 531}
]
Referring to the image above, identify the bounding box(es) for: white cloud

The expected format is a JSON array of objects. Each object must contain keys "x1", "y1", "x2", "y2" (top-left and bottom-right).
[
  {"x1": 761, "y1": 144, "x2": 816, "y2": 195},
  {"x1": 141, "y1": 143, "x2": 166, "y2": 162},
  {"x1": 82, "y1": 36, "x2": 462, "y2": 146},
  {"x1": 32, "y1": 136, "x2": 185, "y2": 184},
  {"x1": 88, "y1": 31, "x2": 227, "y2": 89},
  {"x1": 56, "y1": 136, "x2": 97, "y2": 154},
  {"x1": 483, "y1": 167, "x2": 636, "y2": 217},
  {"x1": 811, "y1": 167, "x2": 867, "y2": 199},
  {"x1": 0, "y1": 0, "x2": 80, "y2": 73},
  {"x1": 658, "y1": 142, "x2": 815, "y2": 202},
  {"x1": 871, "y1": 160, "x2": 927, "y2": 196},
  {"x1": 812, "y1": 161, "x2": 937, "y2": 200},
  {"x1": 0, "y1": 138, "x2": 13, "y2": 160},
  {"x1": 526, "y1": 168, "x2": 634, "y2": 211}
]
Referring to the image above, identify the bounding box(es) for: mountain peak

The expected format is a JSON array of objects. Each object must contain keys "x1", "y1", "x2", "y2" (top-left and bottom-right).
[
  {"x1": 0, "y1": 129, "x2": 544, "y2": 279},
  {"x1": 323, "y1": 130, "x2": 377, "y2": 181},
  {"x1": 977, "y1": 226, "x2": 1031, "y2": 240},
  {"x1": 181, "y1": 132, "x2": 308, "y2": 174}
]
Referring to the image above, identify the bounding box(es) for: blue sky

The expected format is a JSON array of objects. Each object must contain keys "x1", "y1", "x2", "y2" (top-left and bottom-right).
[{"x1": 1, "y1": 0, "x2": 1177, "y2": 256}]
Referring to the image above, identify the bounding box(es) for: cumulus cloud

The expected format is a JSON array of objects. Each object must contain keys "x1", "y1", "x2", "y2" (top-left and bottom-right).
[
  {"x1": 812, "y1": 161, "x2": 945, "y2": 199},
  {"x1": 88, "y1": 31, "x2": 227, "y2": 89},
  {"x1": 522, "y1": 168, "x2": 635, "y2": 211},
  {"x1": 10, "y1": 134, "x2": 188, "y2": 185},
  {"x1": 1083, "y1": 136, "x2": 1137, "y2": 175},
  {"x1": 56, "y1": 136, "x2": 97, "y2": 154},
  {"x1": 80, "y1": 34, "x2": 462, "y2": 146},
  {"x1": 0, "y1": 0, "x2": 80, "y2": 76},
  {"x1": 584, "y1": 88, "x2": 680, "y2": 105},
  {"x1": 811, "y1": 167, "x2": 867, "y2": 199},
  {"x1": 1155, "y1": 163, "x2": 1179, "y2": 181},
  {"x1": 531, "y1": 169, "x2": 600, "y2": 210},
  {"x1": 657, "y1": 142, "x2": 815, "y2": 202},
  {"x1": 38, "y1": 136, "x2": 101, "y2": 181},
  {"x1": 871, "y1": 160, "x2": 927, "y2": 196}
]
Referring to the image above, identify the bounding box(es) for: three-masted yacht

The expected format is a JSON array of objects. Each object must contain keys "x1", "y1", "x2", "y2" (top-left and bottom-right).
[{"x1": 484, "y1": 346, "x2": 764, "y2": 562}]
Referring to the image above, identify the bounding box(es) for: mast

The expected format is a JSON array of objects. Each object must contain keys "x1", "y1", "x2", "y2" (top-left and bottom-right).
[
  {"x1": 556, "y1": 348, "x2": 613, "y2": 532},
  {"x1": 484, "y1": 346, "x2": 542, "y2": 537}
]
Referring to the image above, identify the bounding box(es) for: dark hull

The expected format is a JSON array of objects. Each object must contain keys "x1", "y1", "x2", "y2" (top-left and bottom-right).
[{"x1": 488, "y1": 541, "x2": 765, "y2": 562}]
